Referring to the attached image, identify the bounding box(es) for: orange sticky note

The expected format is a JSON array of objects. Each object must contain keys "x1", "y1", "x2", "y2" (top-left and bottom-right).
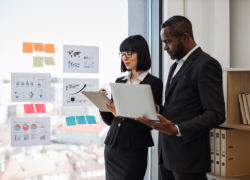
[
  {"x1": 23, "y1": 42, "x2": 33, "y2": 53},
  {"x1": 45, "y1": 44, "x2": 55, "y2": 53},
  {"x1": 34, "y1": 43, "x2": 44, "y2": 52}
]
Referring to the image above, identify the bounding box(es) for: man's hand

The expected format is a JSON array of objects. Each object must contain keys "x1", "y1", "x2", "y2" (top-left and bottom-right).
[
  {"x1": 105, "y1": 103, "x2": 123, "y2": 118},
  {"x1": 135, "y1": 114, "x2": 178, "y2": 135}
]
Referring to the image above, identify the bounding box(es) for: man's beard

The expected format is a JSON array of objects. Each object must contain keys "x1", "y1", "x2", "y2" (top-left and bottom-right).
[{"x1": 170, "y1": 39, "x2": 185, "y2": 60}]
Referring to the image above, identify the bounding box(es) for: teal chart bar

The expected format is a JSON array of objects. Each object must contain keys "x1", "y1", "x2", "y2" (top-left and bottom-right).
[
  {"x1": 76, "y1": 116, "x2": 87, "y2": 124},
  {"x1": 86, "y1": 116, "x2": 97, "y2": 124},
  {"x1": 66, "y1": 116, "x2": 76, "y2": 126}
]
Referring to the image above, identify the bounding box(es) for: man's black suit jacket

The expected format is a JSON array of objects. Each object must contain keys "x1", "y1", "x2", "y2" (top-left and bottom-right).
[
  {"x1": 100, "y1": 73, "x2": 163, "y2": 149},
  {"x1": 159, "y1": 47, "x2": 225, "y2": 173}
]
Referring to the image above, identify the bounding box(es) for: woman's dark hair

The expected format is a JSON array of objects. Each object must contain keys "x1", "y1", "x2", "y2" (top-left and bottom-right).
[{"x1": 119, "y1": 35, "x2": 151, "y2": 72}]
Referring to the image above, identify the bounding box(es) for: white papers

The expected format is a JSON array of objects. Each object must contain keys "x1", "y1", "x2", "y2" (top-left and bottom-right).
[
  {"x1": 63, "y1": 45, "x2": 99, "y2": 73},
  {"x1": 11, "y1": 117, "x2": 50, "y2": 147},
  {"x1": 63, "y1": 78, "x2": 99, "y2": 106},
  {"x1": 11, "y1": 73, "x2": 51, "y2": 102}
]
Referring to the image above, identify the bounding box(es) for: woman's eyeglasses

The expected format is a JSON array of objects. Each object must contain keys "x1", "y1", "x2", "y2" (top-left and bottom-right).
[{"x1": 119, "y1": 51, "x2": 136, "y2": 59}]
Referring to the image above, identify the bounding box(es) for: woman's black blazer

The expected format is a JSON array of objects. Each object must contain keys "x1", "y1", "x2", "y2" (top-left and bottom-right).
[{"x1": 100, "y1": 73, "x2": 163, "y2": 149}]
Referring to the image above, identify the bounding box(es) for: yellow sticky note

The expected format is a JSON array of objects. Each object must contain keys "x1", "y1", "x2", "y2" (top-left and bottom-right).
[
  {"x1": 45, "y1": 44, "x2": 55, "y2": 53},
  {"x1": 23, "y1": 42, "x2": 33, "y2": 53},
  {"x1": 44, "y1": 57, "x2": 55, "y2": 65},
  {"x1": 33, "y1": 57, "x2": 43, "y2": 67}
]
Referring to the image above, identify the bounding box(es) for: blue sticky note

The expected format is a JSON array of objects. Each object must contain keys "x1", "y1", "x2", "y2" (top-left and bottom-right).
[
  {"x1": 76, "y1": 116, "x2": 87, "y2": 124},
  {"x1": 86, "y1": 116, "x2": 97, "y2": 124},
  {"x1": 66, "y1": 116, "x2": 76, "y2": 126}
]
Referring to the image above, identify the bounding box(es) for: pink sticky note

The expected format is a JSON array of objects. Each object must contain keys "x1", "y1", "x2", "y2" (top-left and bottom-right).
[
  {"x1": 35, "y1": 104, "x2": 46, "y2": 113},
  {"x1": 23, "y1": 104, "x2": 35, "y2": 113}
]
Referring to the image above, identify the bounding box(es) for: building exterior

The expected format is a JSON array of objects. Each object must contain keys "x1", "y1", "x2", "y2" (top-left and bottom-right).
[{"x1": 55, "y1": 123, "x2": 106, "y2": 146}]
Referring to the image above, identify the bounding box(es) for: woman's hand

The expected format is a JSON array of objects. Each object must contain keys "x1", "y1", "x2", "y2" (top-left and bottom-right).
[
  {"x1": 99, "y1": 88, "x2": 108, "y2": 96},
  {"x1": 106, "y1": 103, "x2": 123, "y2": 118}
]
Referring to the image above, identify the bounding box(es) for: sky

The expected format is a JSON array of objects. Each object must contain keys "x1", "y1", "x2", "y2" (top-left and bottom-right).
[{"x1": 0, "y1": 0, "x2": 128, "y2": 88}]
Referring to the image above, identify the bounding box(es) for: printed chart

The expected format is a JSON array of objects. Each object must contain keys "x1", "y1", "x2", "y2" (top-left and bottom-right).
[
  {"x1": 11, "y1": 73, "x2": 51, "y2": 102},
  {"x1": 11, "y1": 117, "x2": 50, "y2": 147},
  {"x1": 63, "y1": 45, "x2": 99, "y2": 73},
  {"x1": 63, "y1": 78, "x2": 99, "y2": 106}
]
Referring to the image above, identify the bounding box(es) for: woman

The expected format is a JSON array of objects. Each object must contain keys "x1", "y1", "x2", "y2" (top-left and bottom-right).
[{"x1": 99, "y1": 35, "x2": 163, "y2": 180}]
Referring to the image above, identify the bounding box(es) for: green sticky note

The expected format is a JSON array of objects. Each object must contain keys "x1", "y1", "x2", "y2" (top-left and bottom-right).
[
  {"x1": 33, "y1": 57, "x2": 43, "y2": 67},
  {"x1": 44, "y1": 57, "x2": 55, "y2": 65}
]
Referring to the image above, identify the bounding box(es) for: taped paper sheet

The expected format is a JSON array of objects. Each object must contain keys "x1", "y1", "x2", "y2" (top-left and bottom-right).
[
  {"x1": 11, "y1": 117, "x2": 50, "y2": 147},
  {"x1": 63, "y1": 45, "x2": 99, "y2": 73},
  {"x1": 11, "y1": 73, "x2": 51, "y2": 102},
  {"x1": 63, "y1": 78, "x2": 99, "y2": 106}
]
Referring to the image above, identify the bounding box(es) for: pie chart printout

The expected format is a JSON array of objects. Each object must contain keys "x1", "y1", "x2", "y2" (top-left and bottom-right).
[
  {"x1": 31, "y1": 124, "x2": 37, "y2": 130},
  {"x1": 22, "y1": 124, "x2": 29, "y2": 131},
  {"x1": 11, "y1": 117, "x2": 51, "y2": 147},
  {"x1": 14, "y1": 124, "x2": 21, "y2": 131}
]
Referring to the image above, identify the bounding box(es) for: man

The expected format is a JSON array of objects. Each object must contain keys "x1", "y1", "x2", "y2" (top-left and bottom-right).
[{"x1": 136, "y1": 16, "x2": 225, "y2": 180}]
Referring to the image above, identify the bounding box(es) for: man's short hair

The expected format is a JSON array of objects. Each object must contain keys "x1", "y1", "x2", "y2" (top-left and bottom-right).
[
  {"x1": 161, "y1": 16, "x2": 194, "y2": 39},
  {"x1": 119, "y1": 35, "x2": 151, "y2": 72}
]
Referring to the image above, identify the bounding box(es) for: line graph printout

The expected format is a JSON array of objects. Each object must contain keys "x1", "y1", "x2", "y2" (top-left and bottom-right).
[
  {"x1": 11, "y1": 117, "x2": 50, "y2": 147},
  {"x1": 63, "y1": 45, "x2": 99, "y2": 73},
  {"x1": 63, "y1": 78, "x2": 99, "y2": 106},
  {"x1": 11, "y1": 73, "x2": 51, "y2": 102}
]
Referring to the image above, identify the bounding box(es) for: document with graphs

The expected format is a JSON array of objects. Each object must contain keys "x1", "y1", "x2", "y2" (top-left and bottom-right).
[
  {"x1": 11, "y1": 73, "x2": 51, "y2": 102},
  {"x1": 11, "y1": 117, "x2": 50, "y2": 147}
]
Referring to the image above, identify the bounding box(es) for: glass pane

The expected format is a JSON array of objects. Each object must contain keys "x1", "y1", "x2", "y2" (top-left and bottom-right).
[{"x1": 0, "y1": 0, "x2": 128, "y2": 179}]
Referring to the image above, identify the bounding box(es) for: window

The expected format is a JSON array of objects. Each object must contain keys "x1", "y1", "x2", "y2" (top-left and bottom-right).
[{"x1": 0, "y1": 1, "x2": 128, "y2": 180}]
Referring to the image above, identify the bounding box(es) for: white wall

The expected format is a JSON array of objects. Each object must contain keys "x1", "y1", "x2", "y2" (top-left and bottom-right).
[
  {"x1": 230, "y1": 0, "x2": 250, "y2": 68},
  {"x1": 162, "y1": 0, "x2": 230, "y2": 98}
]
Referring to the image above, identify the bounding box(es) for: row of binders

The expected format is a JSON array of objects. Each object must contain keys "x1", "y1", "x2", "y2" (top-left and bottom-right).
[
  {"x1": 238, "y1": 93, "x2": 250, "y2": 125},
  {"x1": 210, "y1": 128, "x2": 250, "y2": 177}
]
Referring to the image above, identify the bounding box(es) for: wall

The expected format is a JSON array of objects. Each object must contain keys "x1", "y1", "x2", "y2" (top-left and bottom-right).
[{"x1": 230, "y1": 0, "x2": 250, "y2": 68}]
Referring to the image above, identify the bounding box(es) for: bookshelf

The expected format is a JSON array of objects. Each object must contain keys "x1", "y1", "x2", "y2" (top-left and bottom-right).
[
  {"x1": 207, "y1": 68, "x2": 250, "y2": 179},
  {"x1": 207, "y1": 173, "x2": 250, "y2": 180}
]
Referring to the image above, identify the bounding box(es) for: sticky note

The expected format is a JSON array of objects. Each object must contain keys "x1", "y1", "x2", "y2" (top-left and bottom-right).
[
  {"x1": 23, "y1": 42, "x2": 33, "y2": 53},
  {"x1": 86, "y1": 116, "x2": 97, "y2": 124},
  {"x1": 33, "y1": 57, "x2": 43, "y2": 67},
  {"x1": 23, "y1": 104, "x2": 35, "y2": 113},
  {"x1": 76, "y1": 116, "x2": 87, "y2": 124},
  {"x1": 35, "y1": 104, "x2": 46, "y2": 113},
  {"x1": 44, "y1": 57, "x2": 55, "y2": 65},
  {"x1": 45, "y1": 44, "x2": 55, "y2": 53},
  {"x1": 34, "y1": 43, "x2": 44, "y2": 52},
  {"x1": 66, "y1": 116, "x2": 76, "y2": 126}
]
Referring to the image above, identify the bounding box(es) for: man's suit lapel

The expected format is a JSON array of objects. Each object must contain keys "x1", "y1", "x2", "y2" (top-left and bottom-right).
[
  {"x1": 165, "y1": 63, "x2": 177, "y2": 98},
  {"x1": 165, "y1": 47, "x2": 203, "y2": 100}
]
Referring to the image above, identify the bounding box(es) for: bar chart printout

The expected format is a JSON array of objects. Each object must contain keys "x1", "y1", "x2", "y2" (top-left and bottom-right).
[{"x1": 11, "y1": 73, "x2": 51, "y2": 102}]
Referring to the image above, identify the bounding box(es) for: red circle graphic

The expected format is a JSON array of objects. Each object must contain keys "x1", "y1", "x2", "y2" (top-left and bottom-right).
[{"x1": 22, "y1": 124, "x2": 29, "y2": 131}]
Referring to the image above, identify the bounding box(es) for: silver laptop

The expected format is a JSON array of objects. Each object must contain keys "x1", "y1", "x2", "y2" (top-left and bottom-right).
[{"x1": 110, "y1": 83, "x2": 159, "y2": 121}]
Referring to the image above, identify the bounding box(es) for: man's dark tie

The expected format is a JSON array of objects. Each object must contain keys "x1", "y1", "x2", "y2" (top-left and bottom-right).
[{"x1": 166, "y1": 62, "x2": 178, "y2": 94}]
